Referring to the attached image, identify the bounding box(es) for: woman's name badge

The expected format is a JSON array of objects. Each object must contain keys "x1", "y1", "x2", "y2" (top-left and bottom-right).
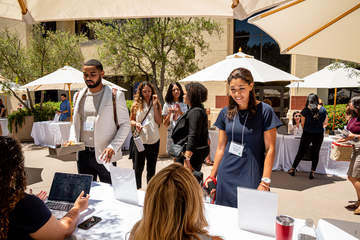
[{"x1": 229, "y1": 141, "x2": 244, "y2": 157}]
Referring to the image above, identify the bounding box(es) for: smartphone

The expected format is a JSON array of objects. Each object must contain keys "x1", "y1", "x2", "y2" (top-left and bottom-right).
[
  {"x1": 341, "y1": 129, "x2": 350, "y2": 138},
  {"x1": 78, "y1": 216, "x2": 102, "y2": 230},
  {"x1": 203, "y1": 181, "x2": 216, "y2": 195}
]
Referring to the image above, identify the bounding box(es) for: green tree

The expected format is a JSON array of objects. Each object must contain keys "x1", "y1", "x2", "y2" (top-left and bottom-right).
[
  {"x1": 89, "y1": 18, "x2": 222, "y2": 105},
  {"x1": 0, "y1": 24, "x2": 85, "y2": 110}
]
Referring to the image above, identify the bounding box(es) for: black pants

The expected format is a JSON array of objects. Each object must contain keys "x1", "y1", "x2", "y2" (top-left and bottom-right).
[
  {"x1": 292, "y1": 131, "x2": 324, "y2": 171},
  {"x1": 133, "y1": 140, "x2": 160, "y2": 189},
  {"x1": 77, "y1": 148, "x2": 112, "y2": 184}
]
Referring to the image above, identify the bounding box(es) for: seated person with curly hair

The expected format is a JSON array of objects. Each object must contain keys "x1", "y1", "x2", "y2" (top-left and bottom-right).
[{"x1": 0, "y1": 136, "x2": 90, "y2": 240}]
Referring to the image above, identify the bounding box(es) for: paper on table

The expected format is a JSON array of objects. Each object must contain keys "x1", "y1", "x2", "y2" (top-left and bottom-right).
[
  {"x1": 53, "y1": 113, "x2": 60, "y2": 122},
  {"x1": 237, "y1": 187, "x2": 278, "y2": 237},
  {"x1": 110, "y1": 166, "x2": 140, "y2": 206}
]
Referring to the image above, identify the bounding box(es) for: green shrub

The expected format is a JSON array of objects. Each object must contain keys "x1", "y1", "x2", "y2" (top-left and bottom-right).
[
  {"x1": 126, "y1": 100, "x2": 133, "y2": 113},
  {"x1": 8, "y1": 101, "x2": 61, "y2": 133},
  {"x1": 324, "y1": 104, "x2": 347, "y2": 130}
]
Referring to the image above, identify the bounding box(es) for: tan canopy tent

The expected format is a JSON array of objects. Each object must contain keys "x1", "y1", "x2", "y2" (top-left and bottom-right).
[{"x1": 0, "y1": 0, "x2": 290, "y2": 23}]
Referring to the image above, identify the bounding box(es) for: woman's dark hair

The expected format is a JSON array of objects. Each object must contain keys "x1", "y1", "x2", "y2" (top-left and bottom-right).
[
  {"x1": 227, "y1": 68, "x2": 257, "y2": 119},
  {"x1": 292, "y1": 111, "x2": 301, "y2": 125},
  {"x1": 185, "y1": 82, "x2": 207, "y2": 108},
  {"x1": 165, "y1": 82, "x2": 184, "y2": 104},
  {"x1": 0, "y1": 136, "x2": 26, "y2": 239},
  {"x1": 305, "y1": 93, "x2": 320, "y2": 119},
  {"x1": 351, "y1": 96, "x2": 360, "y2": 118}
]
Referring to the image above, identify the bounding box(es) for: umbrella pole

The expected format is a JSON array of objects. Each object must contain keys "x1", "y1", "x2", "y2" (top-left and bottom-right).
[
  {"x1": 332, "y1": 88, "x2": 337, "y2": 131},
  {"x1": 67, "y1": 83, "x2": 73, "y2": 122}
]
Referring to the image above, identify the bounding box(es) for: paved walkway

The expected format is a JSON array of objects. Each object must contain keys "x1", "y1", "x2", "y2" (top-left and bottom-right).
[{"x1": 23, "y1": 143, "x2": 360, "y2": 225}]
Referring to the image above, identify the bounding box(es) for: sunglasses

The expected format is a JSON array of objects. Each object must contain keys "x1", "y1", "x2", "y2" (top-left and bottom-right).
[{"x1": 295, "y1": 115, "x2": 301, "y2": 117}]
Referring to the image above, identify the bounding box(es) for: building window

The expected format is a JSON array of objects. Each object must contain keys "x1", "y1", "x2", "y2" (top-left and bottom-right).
[
  {"x1": 75, "y1": 21, "x2": 97, "y2": 40},
  {"x1": 40, "y1": 21, "x2": 56, "y2": 37},
  {"x1": 234, "y1": 20, "x2": 290, "y2": 73}
]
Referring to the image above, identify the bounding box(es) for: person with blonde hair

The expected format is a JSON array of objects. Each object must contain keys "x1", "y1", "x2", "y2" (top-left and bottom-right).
[{"x1": 129, "y1": 163, "x2": 223, "y2": 240}]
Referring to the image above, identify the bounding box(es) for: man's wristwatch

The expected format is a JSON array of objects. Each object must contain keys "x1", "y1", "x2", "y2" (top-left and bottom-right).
[{"x1": 261, "y1": 177, "x2": 271, "y2": 184}]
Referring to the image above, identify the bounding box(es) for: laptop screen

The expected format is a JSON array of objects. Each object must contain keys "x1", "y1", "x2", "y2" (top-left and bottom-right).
[{"x1": 48, "y1": 172, "x2": 93, "y2": 203}]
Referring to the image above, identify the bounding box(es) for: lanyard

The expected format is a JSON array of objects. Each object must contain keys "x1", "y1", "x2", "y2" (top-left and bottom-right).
[{"x1": 232, "y1": 111, "x2": 248, "y2": 145}]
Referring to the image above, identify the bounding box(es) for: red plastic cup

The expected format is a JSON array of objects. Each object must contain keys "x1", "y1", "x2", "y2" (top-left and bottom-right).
[{"x1": 276, "y1": 215, "x2": 294, "y2": 240}]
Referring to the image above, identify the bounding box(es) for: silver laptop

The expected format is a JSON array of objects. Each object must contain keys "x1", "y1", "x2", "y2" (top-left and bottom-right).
[
  {"x1": 237, "y1": 187, "x2": 278, "y2": 237},
  {"x1": 46, "y1": 172, "x2": 92, "y2": 218}
]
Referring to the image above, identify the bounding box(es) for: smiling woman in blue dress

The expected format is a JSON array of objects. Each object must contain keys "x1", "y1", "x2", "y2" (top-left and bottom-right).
[{"x1": 205, "y1": 68, "x2": 282, "y2": 208}]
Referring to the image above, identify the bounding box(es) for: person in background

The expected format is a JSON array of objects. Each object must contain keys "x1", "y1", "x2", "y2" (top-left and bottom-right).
[
  {"x1": 0, "y1": 98, "x2": 6, "y2": 117},
  {"x1": 57, "y1": 94, "x2": 71, "y2": 121},
  {"x1": 0, "y1": 136, "x2": 90, "y2": 240},
  {"x1": 130, "y1": 81, "x2": 162, "y2": 189},
  {"x1": 129, "y1": 163, "x2": 223, "y2": 240},
  {"x1": 338, "y1": 96, "x2": 360, "y2": 215},
  {"x1": 288, "y1": 111, "x2": 303, "y2": 136},
  {"x1": 18, "y1": 94, "x2": 30, "y2": 110},
  {"x1": 204, "y1": 108, "x2": 213, "y2": 166},
  {"x1": 162, "y1": 82, "x2": 188, "y2": 157},
  {"x1": 288, "y1": 93, "x2": 328, "y2": 179},
  {"x1": 171, "y1": 82, "x2": 209, "y2": 172},
  {"x1": 205, "y1": 68, "x2": 282, "y2": 208},
  {"x1": 263, "y1": 98, "x2": 272, "y2": 106}
]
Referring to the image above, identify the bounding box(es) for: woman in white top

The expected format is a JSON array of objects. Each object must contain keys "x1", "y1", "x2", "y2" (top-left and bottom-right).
[
  {"x1": 130, "y1": 82, "x2": 162, "y2": 189},
  {"x1": 288, "y1": 111, "x2": 303, "y2": 136},
  {"x1": 162, "y1": 82, "x2": 188, "y2": 155}
]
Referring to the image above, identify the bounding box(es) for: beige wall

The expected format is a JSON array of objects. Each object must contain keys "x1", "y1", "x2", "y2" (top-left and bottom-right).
[{"x1": 0, "y1": 19, "x2": 30, "y2": 47}]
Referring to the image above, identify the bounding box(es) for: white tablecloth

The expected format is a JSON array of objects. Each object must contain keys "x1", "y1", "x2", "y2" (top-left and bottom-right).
[
  {"x1": 208, "y1": 130, "x2": 349, "y2": 178},
  {"x1": 0, "y1": 118, "x2": 9, "y2": 136},
  {"x1": 72, "y1": 182, "x2": 305, "y2": 240},
  {"x1": 31, "y1": 121, "x2": 71, "y2": 147},
  {"x1": 316, "y1": 219, "x2": 360, "y2": 240}
]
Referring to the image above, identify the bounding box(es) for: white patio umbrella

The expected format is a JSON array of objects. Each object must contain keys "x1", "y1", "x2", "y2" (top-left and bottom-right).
[
  {"x1": 287, "y1": 63, "x2": 360, "y2": 130},
  {"x1": 180, "y1": 51, "x2": 300, "y2": 83},
  {"x1": 249, "y1": 0, "x2": 360, "y2": 64},
  {"x1": 287, "y1": 63, "x2": 360, "y2": 89},
  {"x1": 1, "y1": 0, "x2": 289, "y2": 23},
  {"x1": 23, "y1": 66, "x2": 127, "y2": 120}
]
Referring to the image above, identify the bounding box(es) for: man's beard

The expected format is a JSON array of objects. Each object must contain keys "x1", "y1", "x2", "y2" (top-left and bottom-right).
[{"x1": 86, "y1": 76, "x2": 102, "y2": 89}]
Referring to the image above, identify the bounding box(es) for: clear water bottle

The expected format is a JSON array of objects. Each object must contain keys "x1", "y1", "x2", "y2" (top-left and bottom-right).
[{"x1": 298, "y1": 219, "x2": 317, "y2": 240}]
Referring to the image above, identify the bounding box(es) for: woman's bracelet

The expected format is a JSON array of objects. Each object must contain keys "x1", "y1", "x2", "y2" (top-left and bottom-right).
[{"x1": 260, "y1": 183, "x2": 270, "y2": 189}]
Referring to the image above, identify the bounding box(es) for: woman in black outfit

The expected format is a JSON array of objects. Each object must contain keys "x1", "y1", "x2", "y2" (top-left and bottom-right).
[
  {"x1": 171, "y1": 82, "x2": 209, "y2": 172},
  {"x1": 288, "y1": 93, "x2": 328, "y2": 179}
]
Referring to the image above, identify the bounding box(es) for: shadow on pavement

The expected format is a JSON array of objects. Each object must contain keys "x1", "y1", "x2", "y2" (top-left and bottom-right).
[
  {"x1": 271, "y1": 171, "x2": 346, "y2": 191},
  {"x1": 25, "y1": 167, "x2": 43, "y2": 185}
]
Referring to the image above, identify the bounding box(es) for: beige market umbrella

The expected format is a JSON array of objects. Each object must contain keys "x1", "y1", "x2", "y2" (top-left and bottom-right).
[
  {"x1": 249, "y1": 0, "x2": 360, "y2": 64},
  {"x1": 1, "y1": 0, "x2": 289, "y2": 23},
  {"x1": 180, "y1": 51, "x2": 300, "y2": 83}
]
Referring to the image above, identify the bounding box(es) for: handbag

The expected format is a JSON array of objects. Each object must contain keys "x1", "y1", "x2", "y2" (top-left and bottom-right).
[
  {"x1": 132, "y1": 102, "x2": 153, "y2": 152},
  {"x1": 330, "y1": 141, "x2": 352, "y2": 161},
  {"x1": 168, "y1": 143, "x2": 185, "y2": 158}
]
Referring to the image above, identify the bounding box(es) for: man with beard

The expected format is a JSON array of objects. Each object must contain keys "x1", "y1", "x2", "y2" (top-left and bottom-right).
[{"x1": 68, "y1": 59, "x2": 130, "y2": 183}]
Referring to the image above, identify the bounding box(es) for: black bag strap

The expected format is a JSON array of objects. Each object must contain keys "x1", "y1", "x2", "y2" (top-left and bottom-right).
[{"x1": 140, "y1": 101, "x2": 153, "y2": 125}]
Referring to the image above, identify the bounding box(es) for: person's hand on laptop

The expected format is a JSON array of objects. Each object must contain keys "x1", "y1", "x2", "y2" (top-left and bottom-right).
[
  {"x1": 29, "y1": 189, "x2": 47, "y2": 201},
  {"x1": 73, "y1": 191, "x2": 90, "y2": 212},
  {"x1": 100, "y1": 148, "x2": 115, "y2": 163}
]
